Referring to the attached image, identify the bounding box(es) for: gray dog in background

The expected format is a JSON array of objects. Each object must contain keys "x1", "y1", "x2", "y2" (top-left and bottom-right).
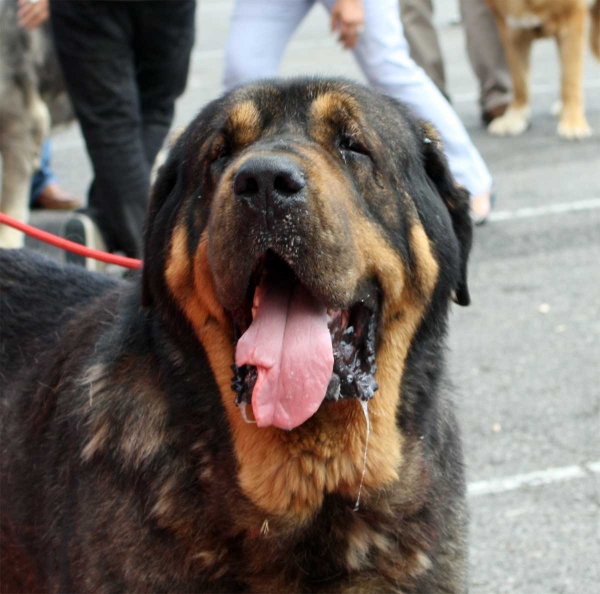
[{"x1": 0, "y1": 0, "x2": 73, "y2": 248}]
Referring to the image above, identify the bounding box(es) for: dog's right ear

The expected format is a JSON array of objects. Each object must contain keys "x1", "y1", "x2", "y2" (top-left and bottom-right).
[{"x1": 141, "y1": 151, "x2": 184, "y2": 308}]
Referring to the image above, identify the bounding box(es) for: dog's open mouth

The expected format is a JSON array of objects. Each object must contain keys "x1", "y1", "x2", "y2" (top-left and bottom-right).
[{"x1": 230, "y1": 253, "x2": 379, "y2": 430}]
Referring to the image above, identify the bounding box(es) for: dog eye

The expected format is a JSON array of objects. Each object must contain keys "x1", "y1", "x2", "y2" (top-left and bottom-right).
[
  {"x1": 212, "y1": 153, "x2": 230, "y2": 165},
  {"x1": 210, "y1": 154, "x2": 229, "y2": 175},
  {"x1": 338, "y1": 136, "x2": 369, "y2": 157},
  {"x1": 210, "y1": 143, "x2": 232, "y2": 175}
]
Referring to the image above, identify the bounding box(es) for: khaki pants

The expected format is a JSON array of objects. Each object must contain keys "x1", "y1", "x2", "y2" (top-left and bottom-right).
[{"x1": 399, "y1": 0, "x2": 511, "y2": 111}]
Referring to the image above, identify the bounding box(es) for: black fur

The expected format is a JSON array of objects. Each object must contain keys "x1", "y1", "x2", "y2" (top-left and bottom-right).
[{"x1": 1, "y1": 78, "x2": 471, "y2": 593}]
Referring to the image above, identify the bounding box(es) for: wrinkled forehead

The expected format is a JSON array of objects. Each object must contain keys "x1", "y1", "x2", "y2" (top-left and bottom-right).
[{"x1": 215, "y1": 80, "x2": 415, "y2": 146}]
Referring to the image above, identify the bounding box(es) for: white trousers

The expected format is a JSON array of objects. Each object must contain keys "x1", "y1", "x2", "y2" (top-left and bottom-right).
[{"x1": 224, "y1": 0, "x2": 492, "y2": 197}]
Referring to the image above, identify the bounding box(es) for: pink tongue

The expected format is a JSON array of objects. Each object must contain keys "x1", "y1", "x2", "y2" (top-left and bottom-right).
[{"x1": 235, "y1": 277, "x2": 334, "y2": 430}]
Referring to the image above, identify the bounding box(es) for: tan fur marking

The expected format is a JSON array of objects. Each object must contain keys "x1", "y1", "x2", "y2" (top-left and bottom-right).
[
  {"x1": 192, "y1": 551, "x2": 216, "y2": 566},
  {"x1": 310, "y1": 91, "x2": 361, "y2": 124},
  {"x1": 114, "y1": 364, "x2": 169, "y2": 468},
  {"x1": 166, "y1": 225, "x2": 229, "y2": 327},
  {"x1": 199, "y1": 453, "x2": 213, "y2": 481},
  {"x1": 415, "y1": 550, "x2": 433, "y2": 574},
  {"x1": 346, "y1": 519, "x2": 394, "y2": 571},
  {"x1": 228, "y1": 100, "x2": 261, "y2": 147},
  {"x1": 151, "y1": 476, "x2": 178, "y2": 520},
  {"x1": 310, "y1": 92, "x2": 344, "y2": 124},
  {"x1": 81, "y1": 420, "x2": 109, "y2": 462},
  {"x1": 120, "y1": 433, "x2": 163, "y2": 467},
  {"x1": 81, "y1": 363, "x2": 108, "y2": 407},
  {"x1": 119, "y1": 406, "x2": 166, "y2": 467},
  {"x1": 346, "y1": 528, "x2": 372, "y2": 571},
  {"x1": 410, "y1": 224, "x2": 440, "y2": 298}
]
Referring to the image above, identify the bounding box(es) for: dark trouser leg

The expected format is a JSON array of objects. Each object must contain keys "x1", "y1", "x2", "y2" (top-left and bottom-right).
[
  {"x1": 459, "y1": 0, "x2": 511, "y2": 112},
  {"x1": 50, "y1": 1, "x2": 149, "y2": 257},
  {"x1": 133, "y1": 1, "x2": 196, "y2": 170}
]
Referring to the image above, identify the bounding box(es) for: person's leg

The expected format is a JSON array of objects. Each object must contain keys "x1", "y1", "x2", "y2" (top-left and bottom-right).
[
  {"x1": 398, "y1": 0, "x2": 448, "y2": 97},
  {"x1": 223, "y1": 0, "x2": 315, "y2": 91},
  {"x1": 459, "y1": 0, "x2": 511, "y2": 119},
  {"x1": 323, "y1": 0, "x2": 492, "y2": 200},
  {"x1": 50, "y1": 0, "x2": 148, "y2": 258},
  {"x1": 29, "y1": 140, "x2": 56, "y2": 205},
  {"x1": 133, "y1": 0, "x2": 196, "y2": 169}
]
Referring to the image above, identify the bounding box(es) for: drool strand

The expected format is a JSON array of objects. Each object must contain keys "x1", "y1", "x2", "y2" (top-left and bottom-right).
[{"x1": 353, "y1": 399, "x2": 371, "y2": 512}]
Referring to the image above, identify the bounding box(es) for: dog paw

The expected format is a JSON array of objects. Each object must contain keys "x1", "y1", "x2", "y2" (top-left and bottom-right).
[
  {"x1": 488, "y1": 106, "x2": 531, "y2": 136},
  {"x1": 557, "y1": 116, "x2": 592, "y2": 140}
]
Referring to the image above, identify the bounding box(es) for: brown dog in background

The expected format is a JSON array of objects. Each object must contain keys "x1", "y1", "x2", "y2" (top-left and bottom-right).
[{"x1": 487, "y1": 0, "x2": 600, "y2": 139}]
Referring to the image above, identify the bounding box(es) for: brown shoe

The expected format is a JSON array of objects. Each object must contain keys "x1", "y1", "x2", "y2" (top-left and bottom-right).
[
  {"x1": 34, "y1": 183, "x2": 83, "y2": 211},
  {"x1": 481, "y1": 104, "x2": 509, "y2": 126}
]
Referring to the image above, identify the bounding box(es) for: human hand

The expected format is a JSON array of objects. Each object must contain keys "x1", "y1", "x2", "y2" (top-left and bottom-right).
[
  {"x1": 17, "y1": 0, "x2": 50, "y2": 31},
  {"x1": 330, "y1": 0, "x2": 364, "y2": 50}
]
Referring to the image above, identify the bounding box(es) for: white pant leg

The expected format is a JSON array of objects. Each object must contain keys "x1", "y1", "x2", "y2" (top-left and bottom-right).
[
  {"x1": 224, "y1": 0, "x2": 315, "y2": 92},
  {"x1": 320, "y1": 0, "x2": 492, "y2": 196}
]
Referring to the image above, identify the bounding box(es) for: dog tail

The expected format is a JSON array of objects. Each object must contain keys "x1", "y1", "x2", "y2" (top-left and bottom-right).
[{"x1": 591, "y1": 0, "x2": 600, "y2": 60}]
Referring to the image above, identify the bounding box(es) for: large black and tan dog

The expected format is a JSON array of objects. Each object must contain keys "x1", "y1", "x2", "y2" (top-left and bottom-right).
[{"x1": 1, "y1": 78, "x2": 472, "y2": 593}]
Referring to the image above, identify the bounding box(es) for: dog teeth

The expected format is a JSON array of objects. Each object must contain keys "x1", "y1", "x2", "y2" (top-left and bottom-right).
[
  {"x1": 252, "y1": 283, "x2": 265, "y2": 319},
  {"x1": 355, "y1": 372, "x2": 378, "y2": 401},
  {"x1": 239, "y1": 402, "x2": 256, "y2": 424},
  {"x1": 327, "y1": 308, "x2": 342, "y2": 324},
  {"x1": 325, "y1": 374, "x2": 341, "y2": 401}
]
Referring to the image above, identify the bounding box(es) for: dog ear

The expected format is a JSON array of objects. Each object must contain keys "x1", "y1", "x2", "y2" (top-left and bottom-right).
[
  {"x1": 420, "y1": 124, "x2": 473, "y2": 306},
  {"x1": 141, "y1": 152, "x2": 183, "y2": 308}
]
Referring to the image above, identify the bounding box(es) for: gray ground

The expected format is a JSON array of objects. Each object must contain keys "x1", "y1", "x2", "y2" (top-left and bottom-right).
[{"x1": 11, "y1": 1, "x2": 600, "y2": 592}]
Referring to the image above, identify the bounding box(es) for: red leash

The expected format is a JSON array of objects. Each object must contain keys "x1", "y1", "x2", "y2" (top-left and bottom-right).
[{"x1": 0, "y1": 212, "x2": 143, "y2": 270}]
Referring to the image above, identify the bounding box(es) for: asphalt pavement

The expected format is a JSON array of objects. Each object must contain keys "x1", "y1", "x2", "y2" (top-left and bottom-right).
[{"x1": 11, "y1": 1, "x2": 600, "y2": 592}]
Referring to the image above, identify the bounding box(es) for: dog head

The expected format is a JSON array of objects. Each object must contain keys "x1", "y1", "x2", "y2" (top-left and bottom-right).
[{"x1": 142, "y1": 78, "x2": 471, "y2": 515}]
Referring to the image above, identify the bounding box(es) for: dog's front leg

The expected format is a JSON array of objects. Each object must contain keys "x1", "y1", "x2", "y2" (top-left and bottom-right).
[
  {"x1": 0, "y1": 144, "x2": 34, "y2": 248},
  {"x1": 0, "y1": 92, "x2": 50, "y2": 248},
  {"x1": 488, "y1": 20, "x2": 535, "y2": 137},
  {"x1": 556, "y1": 6, "x2": 592, "y2": 139}
]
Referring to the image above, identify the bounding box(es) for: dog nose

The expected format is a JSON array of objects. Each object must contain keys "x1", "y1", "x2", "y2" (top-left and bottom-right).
[{"x1": 233, "y1": 156, "x2": 306, "y2": 212}]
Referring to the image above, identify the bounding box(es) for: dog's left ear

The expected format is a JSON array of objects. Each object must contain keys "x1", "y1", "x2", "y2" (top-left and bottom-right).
[{"x1": 420, "y1": 123, "x2": 473, "y2": 306}]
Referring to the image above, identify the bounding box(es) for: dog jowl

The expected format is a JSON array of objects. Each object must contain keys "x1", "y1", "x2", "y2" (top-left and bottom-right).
[{"x1": 1, "y1": 78, "x2": 472, "y2": 593}]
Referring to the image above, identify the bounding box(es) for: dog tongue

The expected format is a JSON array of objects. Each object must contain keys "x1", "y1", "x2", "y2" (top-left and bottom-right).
[{"x1": 235, "y1": 276, "x2": 334, "y2": 430}]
